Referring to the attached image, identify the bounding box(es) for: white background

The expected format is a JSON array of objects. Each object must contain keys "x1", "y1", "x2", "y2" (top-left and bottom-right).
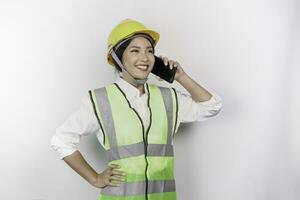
[{"x1": 0, "y1": 0, "x2": 299, "y2": 199}]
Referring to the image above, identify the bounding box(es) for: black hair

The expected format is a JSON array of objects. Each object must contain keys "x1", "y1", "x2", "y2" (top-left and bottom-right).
[
  {"x1": 112, "y1": 33, "x2": 155, "y2": 72},
  {"x1": 112, "y1": 39, "x2": 132, "y2": 72}
]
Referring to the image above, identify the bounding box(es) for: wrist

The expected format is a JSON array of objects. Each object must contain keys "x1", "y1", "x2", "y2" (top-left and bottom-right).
[
  {"x1": 176, "y1": 73, "x2": 188, "y2": 83},
  {"x1": 88, "y1": 172, "x2": 98, "y2": 186},
  {"x1": 90, "y1": 172, "x2": 106, "y2": 188}
]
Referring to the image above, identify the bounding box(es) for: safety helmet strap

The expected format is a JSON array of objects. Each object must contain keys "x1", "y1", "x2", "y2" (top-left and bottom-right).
[{"x1": 111, "y1": 50, "x2": 148, "y2": 86}]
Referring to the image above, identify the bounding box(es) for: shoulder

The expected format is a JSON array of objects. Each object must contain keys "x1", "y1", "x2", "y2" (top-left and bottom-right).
[
  {"x1": 147, "y1": 83, "x2": 176, "y2": 92},
  {"x1": 88, "y1": 83, "x2": 115, "y2": 93},
  {"x1": 147, "y1": 84, "x2": 178, "y2": 102}
]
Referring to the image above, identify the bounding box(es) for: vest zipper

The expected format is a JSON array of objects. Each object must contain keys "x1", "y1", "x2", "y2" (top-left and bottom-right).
[
  {"x1": 143, "y1": 83, "x2": 152, "y2": 200},
  {"x1": 129, "y1": 107, "x2": 151, "y2": 200},
  {"x1": 113, "y1": 83, "x2": 152, "y2": 200},
  {"x1": 144, "y1": 107, "x2": 152, "y2": 200},
  {"x1": 144, "y1": 125, "x2": 149, "y2": 200}
]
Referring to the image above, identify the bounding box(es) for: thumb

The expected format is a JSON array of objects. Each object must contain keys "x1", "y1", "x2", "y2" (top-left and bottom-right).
[{"x1": 156, "y1": 75, "x2": 163, "y2": 81}]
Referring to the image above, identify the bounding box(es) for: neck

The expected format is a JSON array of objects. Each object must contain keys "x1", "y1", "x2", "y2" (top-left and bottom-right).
[{"x1": 121, "y1": 76, "x2": 145, "y2": 95}]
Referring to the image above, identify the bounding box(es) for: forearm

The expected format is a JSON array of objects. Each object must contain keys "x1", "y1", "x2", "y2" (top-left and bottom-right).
[
  {"x1": 63, "y1": 150, "x2": 97, "y2": 185},
  {"x1": 176, "y1": 73, "x2": 212, "y2": 102}
]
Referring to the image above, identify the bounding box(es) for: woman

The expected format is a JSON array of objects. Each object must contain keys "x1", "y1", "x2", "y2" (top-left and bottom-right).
[{"x1": 51, "y1": 18, "x2": 222, "y2": 200}]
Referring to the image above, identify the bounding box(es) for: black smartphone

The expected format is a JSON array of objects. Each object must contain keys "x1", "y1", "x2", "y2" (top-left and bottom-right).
[{"x1": 151, "y1": 56, "x2": 177, "y2": 83}]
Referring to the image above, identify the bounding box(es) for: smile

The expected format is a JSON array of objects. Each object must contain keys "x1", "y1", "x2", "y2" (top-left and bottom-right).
[{"x1": 136, "y1": 65, "x2": 149, "y2": 71}]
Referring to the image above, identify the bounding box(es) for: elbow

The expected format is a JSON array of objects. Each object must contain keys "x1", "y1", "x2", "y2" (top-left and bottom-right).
[
  {"x1": 50, "y1": 134, "x2": 78, "y2": 160},
  {"x1": 209, "y1": 101, "x2": 223, "y2": 117},
  {"x1": 210, "y1": 107, "x2": 222, "y2": 116}
]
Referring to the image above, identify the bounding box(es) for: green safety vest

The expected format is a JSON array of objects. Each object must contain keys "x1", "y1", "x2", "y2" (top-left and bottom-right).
[{"x1": 89, "y1": 82, "x2": 178, "y2": 200}]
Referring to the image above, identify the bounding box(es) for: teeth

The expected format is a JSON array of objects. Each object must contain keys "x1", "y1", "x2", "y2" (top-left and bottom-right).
[{"x1": 136, "y1": 65, "x2": 148, "y2": 70}]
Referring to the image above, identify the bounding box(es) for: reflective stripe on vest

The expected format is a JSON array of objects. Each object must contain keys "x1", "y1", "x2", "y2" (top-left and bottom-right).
[
  {"x1": 106, "y1": 142, "x2": 174, "y2": 162},
  {"x1": 89, "y1": 83, "x2": 178, "y2": 199},
  {"x1": 101, "y1": 179, "x2": 175, "y2": 196}
]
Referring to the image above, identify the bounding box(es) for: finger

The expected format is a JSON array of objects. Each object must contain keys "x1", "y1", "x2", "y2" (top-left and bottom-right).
[
  {"x1": 111, "y1": 175, "x2": 126, "y2": 182},
  {"x1": 112, "y1": 169, "x2": 125, "y2": 174},
  {"x1": 108, "y1": 164, "x2": 121, "y2": 169},
  {"x1": 173, "y1": 62, "x2": 179, "y2": 68},
  {"x1": 108, "y1": 176, "x2": 125, "y2": 186},
  {"x1": 112, "y1": 174, "x2": 126, "y2": 179},
  {"x1": 108, "y1": 163, "x2": 120, "y2": 167},
  {"x1": 156, "y1": 75, "x2": 163, "y2": 81},
  {"x1": 109, "y1": 180, "x2": 124, "y2": 186},
  {"x1": 106, "y1": 179, "x2": 121, "y2": 187},
  {"x1": 163, "y1": 57, "x2": 168, "y2": 66},
  {"x1": 160, "y1": 56, "x2": 167, "y2": 65},
  {"x1": 169, "y1": 60, "x2": 174, "y2": 69},
  {"x1": 112, "y1": 169, "x2": 126, "y2": 176}
]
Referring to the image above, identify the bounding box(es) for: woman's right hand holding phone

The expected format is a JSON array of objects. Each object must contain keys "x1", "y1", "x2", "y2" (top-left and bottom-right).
[{"x1": 155, "y1": 55, "x2": 185, "y2": 82}]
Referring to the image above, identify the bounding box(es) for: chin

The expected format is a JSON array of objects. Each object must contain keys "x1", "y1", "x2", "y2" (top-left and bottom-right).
[
  {"x1": 137, "y1": 74, "x2": 150, "y2": 80},
  {"x1": 134, "y1": 70, "x2": 151, "y2": 79}
]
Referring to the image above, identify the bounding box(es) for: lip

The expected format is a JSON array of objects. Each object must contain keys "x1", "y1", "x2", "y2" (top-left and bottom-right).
[{"x1": 135, "y1": 64, "x2": 149, "y2": 71}]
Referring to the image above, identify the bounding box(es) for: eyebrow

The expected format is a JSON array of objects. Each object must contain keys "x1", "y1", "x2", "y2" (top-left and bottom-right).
[{"x1": 129, "y1": 45, "x2": 153, "y2": 49}]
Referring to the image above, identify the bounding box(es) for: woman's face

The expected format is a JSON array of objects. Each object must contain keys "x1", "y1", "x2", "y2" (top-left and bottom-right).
[{"x1": 121, "y1": 36, "x2": 155, "y2": 80}]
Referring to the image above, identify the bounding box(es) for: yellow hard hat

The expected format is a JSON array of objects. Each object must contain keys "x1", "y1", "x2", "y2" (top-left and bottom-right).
[{"x1": 107, "y1": 18, "x2": 160, "y2": 67}]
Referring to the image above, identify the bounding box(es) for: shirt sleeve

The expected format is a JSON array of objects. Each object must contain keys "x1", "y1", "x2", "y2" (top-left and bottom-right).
[
  {"x1": 50, "y1": 93, "x2": 100, "y2": 160},
  {"x1": 176, "y1": 89, "x2": 223, "y2": 124}
]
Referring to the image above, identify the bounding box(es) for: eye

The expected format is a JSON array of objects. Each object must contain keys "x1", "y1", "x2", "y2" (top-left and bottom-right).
[
  {"x1": 148, "y1": 49, "x2": 154, "y2": 53},
  {"x1": 131, "y1": 49, "x2": 138, "y2": 53}
]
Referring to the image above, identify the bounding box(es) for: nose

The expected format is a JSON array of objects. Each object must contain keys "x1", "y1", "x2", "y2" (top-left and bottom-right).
[{"x1": 139, "y1": 51, "x2": 150, "y2": 62}]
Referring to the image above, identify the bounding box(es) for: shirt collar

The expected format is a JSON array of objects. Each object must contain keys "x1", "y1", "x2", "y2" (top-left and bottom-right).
[{"x1": 114, "y1": 76, "x2": 148, "y2": 101}]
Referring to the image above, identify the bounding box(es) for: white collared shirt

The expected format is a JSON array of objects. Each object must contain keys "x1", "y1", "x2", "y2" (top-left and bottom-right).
[{"x1": 50, "y1": 77, "x2": 222, "y2": 159}]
